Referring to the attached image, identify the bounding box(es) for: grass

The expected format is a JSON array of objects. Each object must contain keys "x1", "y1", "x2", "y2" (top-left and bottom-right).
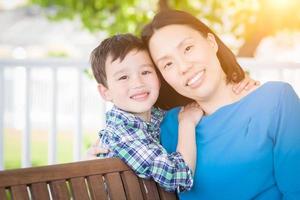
[{"x1": 4, "y1": 128, "x2": 97, "y2": 169}]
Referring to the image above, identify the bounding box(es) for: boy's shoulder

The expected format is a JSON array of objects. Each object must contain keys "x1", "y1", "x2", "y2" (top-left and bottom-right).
[{"x1": 105, "y1": 106, "x2": 135, "y2": 126}]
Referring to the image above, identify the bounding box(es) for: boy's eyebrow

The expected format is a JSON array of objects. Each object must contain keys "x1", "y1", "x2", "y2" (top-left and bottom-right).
[
  {"x1": 112, "y1": 69, "x2": 127, "y2": 77},
  {"x1": 156, "y1": 37, "x2": 193, "y2": 65},
  {"x1": 140, "y1": 63, "x2": 154, "y2": 68},
  {"x1": 112, "y1": 63, "x2": 154, "y2": 77}
]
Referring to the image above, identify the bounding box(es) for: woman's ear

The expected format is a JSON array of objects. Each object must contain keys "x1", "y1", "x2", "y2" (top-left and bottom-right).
[
  {"x1": 207, "y1": 33, "x2": 218, "y2": 53},
  {"x1": 97, "y1": 84, "x2": 113, "y2": 102}
]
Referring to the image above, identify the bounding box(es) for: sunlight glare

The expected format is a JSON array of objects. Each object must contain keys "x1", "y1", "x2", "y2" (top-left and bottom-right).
[{"x1": 269, "y1": 0, "x2": 291, "y2": 9}]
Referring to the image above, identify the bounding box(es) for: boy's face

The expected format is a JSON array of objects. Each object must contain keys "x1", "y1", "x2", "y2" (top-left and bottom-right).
[{"x1": 99, "y1": 50, "x2": 160, "y2": 116}]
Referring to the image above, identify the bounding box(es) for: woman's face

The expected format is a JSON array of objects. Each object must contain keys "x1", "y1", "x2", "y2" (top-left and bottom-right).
[{"x1": 148, "y1": 24, "x2": 227, "y2": 102}]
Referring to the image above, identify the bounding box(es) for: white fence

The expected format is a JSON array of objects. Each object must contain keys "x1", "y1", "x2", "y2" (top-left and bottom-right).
[
  {"x1": 0, "y1": 58, "x2": 300, "y2": 170},
  {"x1": 0, "y1": 59, "x2": 107, "y2": 170}
]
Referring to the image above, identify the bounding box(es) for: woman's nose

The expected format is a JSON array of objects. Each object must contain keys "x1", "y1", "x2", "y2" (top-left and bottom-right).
[{"x1": 178, "y1": 58, "x2": 192, "y2": 75}]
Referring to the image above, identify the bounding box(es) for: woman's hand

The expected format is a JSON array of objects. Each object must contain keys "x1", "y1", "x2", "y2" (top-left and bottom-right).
[
  {"x1": 233, "y1": 74, "x2": 260, "y2": 94},
  {"x1": 83, "y1": 138, "x2": 109, "y2": 160}
]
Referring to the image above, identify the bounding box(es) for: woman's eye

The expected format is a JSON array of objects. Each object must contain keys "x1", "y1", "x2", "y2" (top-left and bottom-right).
[
  {"x1": 164, "y1": 62, "x2": 173, "y2": 69},
  {"x1": 185, "y1": 45, "x2": 193, "y2": 52},
  {"x1": 142, "y1": 71, "x2": 151, "y2": 75},
  {"x1": 118, "y1": 75, "x2": 128, "y2": 80}
]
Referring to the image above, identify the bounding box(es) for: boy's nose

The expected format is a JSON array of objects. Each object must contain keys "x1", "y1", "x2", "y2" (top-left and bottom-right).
[{"x1": 131, "y1": 75, "x2": 144, "y2": 88}]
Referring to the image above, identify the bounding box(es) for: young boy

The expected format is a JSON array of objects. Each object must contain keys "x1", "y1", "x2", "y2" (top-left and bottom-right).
[{"x1": 90, "y1": 33, "x2": 203, "y2": 192}]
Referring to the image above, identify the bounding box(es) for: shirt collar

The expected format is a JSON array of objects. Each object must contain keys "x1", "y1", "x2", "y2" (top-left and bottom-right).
[{"x1": 106, "y1": 106, "x2": 165, "y2": 130}]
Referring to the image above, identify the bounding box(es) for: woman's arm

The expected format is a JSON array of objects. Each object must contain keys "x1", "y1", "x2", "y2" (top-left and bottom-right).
[{"x1": 272, "y1": 83, "x2": 300, "y2": 199}]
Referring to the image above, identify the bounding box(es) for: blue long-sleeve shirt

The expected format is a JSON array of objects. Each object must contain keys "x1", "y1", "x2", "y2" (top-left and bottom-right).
[{"x1": 160, "y1": 82, "x2": 300, "y2": 200}]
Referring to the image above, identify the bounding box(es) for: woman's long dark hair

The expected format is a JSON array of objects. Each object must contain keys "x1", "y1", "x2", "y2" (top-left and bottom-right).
[{"x1": 142, "y1": 10, "x2": 245, "y2": 110}]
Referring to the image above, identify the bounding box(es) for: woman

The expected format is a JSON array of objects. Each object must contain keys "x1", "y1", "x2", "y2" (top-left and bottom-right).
[{"x1": 141, "y1": 10, "x2": 300, "y2": 200}]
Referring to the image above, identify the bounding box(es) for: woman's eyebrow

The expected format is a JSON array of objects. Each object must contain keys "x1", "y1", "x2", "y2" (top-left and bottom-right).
[
  {"x1": 156, "y1": 55, "x2": 170, "y2": 65},
  {"x1": 177, "y1": 37, "x2": 193, "y2": 49},
  {"x1": 156, "y1": 37, "x2": 193, "y2": 64}
]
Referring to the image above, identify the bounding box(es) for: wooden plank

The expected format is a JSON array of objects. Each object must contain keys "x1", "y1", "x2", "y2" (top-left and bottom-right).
[
  {"x1": 121, "y1": 170, "x2": 143, "y2": 200},
  {"x1": 0, "y1": 187, "x2": 7, "y2": 200},
  {"x1": 87, "y1": 175, "x2": 107, "y2": 200},
  {"x1": 49, "y1": 180, "x2": 70, "y2": 199},
  {"x1": 0, "y1": 158, "x2": 130, "y2": 188},
  {"x1": 157, "y1": 186, "x2": 178, "y2": 200},
  {"x1": 31, "y1": 182, "x2": 50, "y2": 200},
  {"x1": 11, "y1": 185, "x2": 29, "y2": 200},
  {"x1": 70, "y1": 177, "x2": 89, "y2": 200},
  {"x1": 139, "y1": 179, "x2": 161, "y2": 200},
  {"x1": 105, "y1": 172, "x2": 126, "y2": 200}
]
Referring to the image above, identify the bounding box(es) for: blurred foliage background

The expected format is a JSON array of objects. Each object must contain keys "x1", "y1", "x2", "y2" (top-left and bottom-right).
[{"x1": 28, "y1": 0, "x2": 300, "y2": 56}]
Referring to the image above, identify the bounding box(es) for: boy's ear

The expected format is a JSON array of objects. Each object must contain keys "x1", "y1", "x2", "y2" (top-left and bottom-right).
[
  {"x1": 207, "y1": 33, "x2": 218, "y2": 53},
  {"x1": 97, "y1": 84, "x2": 113, "y2": 102}
]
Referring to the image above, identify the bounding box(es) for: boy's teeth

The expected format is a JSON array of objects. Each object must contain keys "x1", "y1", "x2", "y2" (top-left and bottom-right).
[
  {"x1": 132, "y1": 92, "x2": 148, "y2": 99},
  {"x1": 187, "y1": 71, "x2": 204, "y2": 86}
]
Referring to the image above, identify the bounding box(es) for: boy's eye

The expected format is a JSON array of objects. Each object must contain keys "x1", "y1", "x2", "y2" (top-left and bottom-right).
[
  {"x1": 118, "y1": 75, "x2": 128, "y2": 80},
  {"x1": 142, "y1": 70, "x2": 151, "y2": 75}
]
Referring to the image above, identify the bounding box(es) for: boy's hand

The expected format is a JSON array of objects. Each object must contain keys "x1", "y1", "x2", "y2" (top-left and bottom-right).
[
  {"x1": 178, "y1": 102, "x2": 203, "y2": 126},
  {"x1": 233, "y1": 74, "x2": 260, "y2": 94},
  {"x1": 83, "y1": 139, "x2": 109, "y2": 160},
  {"x1": 177, "y1": 102, "x2": 203, "y2": 172}
]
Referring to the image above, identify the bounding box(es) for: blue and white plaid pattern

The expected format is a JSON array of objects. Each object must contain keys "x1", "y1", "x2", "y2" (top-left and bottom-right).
[{"x1": 98, "y1": 106, "x2": 193, "y2": 192}]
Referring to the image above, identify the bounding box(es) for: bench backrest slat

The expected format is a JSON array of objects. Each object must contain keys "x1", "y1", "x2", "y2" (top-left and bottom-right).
[
  {"x1": 87, "y1": 174, "x2": 108, "y2": 199},
  {"x1": 49, "y1": 179, "x2": 70, "y2": 199},
  {"x1": 31, "y1": 182, "x2": 50, "y2": 200},
  {"x1": 139, "y1": 179, "x2": 161, "y2": 200},
  {"x1": 121, "y1": 170, "x2": 144, "y2": 199},
  {"x1": 105, "y1": 172, "x2": 127, "y2": 200},
  {"x1": 0, "y1": 187, "x2": 6, "y2": 199},
  {"x1": 11, "y1": 185, "x2": 29, "y2": 200},
  {"x1": 0, "y1": 158, "x2": 178, "y2": 200},
  {"x1": 70, "y1": 177, "x2": 90, "y2": 200}
]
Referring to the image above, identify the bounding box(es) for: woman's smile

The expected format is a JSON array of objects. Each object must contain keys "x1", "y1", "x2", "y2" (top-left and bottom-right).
[{"x1": 185, "y1": 69, "x2": 205, "y2": 88}]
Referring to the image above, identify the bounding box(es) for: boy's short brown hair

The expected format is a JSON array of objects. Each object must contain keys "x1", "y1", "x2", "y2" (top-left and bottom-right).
[{"x1": 90, "y1": 33, "x2": 147, "y2": 86}]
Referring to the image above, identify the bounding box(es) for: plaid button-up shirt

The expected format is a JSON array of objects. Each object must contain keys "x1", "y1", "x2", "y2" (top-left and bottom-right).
[{"x1": 98, "y1": 106, "x2": 193, "y2": 192}]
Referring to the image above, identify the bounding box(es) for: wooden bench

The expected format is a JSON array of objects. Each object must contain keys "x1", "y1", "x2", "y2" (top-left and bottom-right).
[{"x1": 0, "y1": 158, "x2": 178, "y2": 200}]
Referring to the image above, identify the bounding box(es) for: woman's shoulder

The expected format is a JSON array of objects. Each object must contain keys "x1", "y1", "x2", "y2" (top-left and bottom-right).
[
  {"x1": 262, "y1": 81, "x2": 292, "y2": 90},
  {"x1": 160, "y1": 107, "x2": 181, "y2": 153},
  {"x1": 245, "y1": 81, "x2": 298, "y2": 111},
  {"x1": 247, "y1": 81, "x2": 293, "y2": 98},
  {"x1": 162, "y1": 107, "x2": 181, "y2": 123},
  {"x1": 259, "y1": 81, "x2": 296, "y2": 99}
]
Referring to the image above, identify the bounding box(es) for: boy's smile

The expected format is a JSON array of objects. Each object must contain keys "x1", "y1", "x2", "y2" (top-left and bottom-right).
[
  {"x1": 130, "y1": 91, "x2": 150, "y2": 101},
  {"x1": 98, "y1": 49, "x2": 160, "y2": 121}
]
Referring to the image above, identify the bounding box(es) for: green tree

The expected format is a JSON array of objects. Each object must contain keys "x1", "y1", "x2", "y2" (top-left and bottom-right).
[{"x1": 29, "y1": 0, "x2": 300, "y2": 56}]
